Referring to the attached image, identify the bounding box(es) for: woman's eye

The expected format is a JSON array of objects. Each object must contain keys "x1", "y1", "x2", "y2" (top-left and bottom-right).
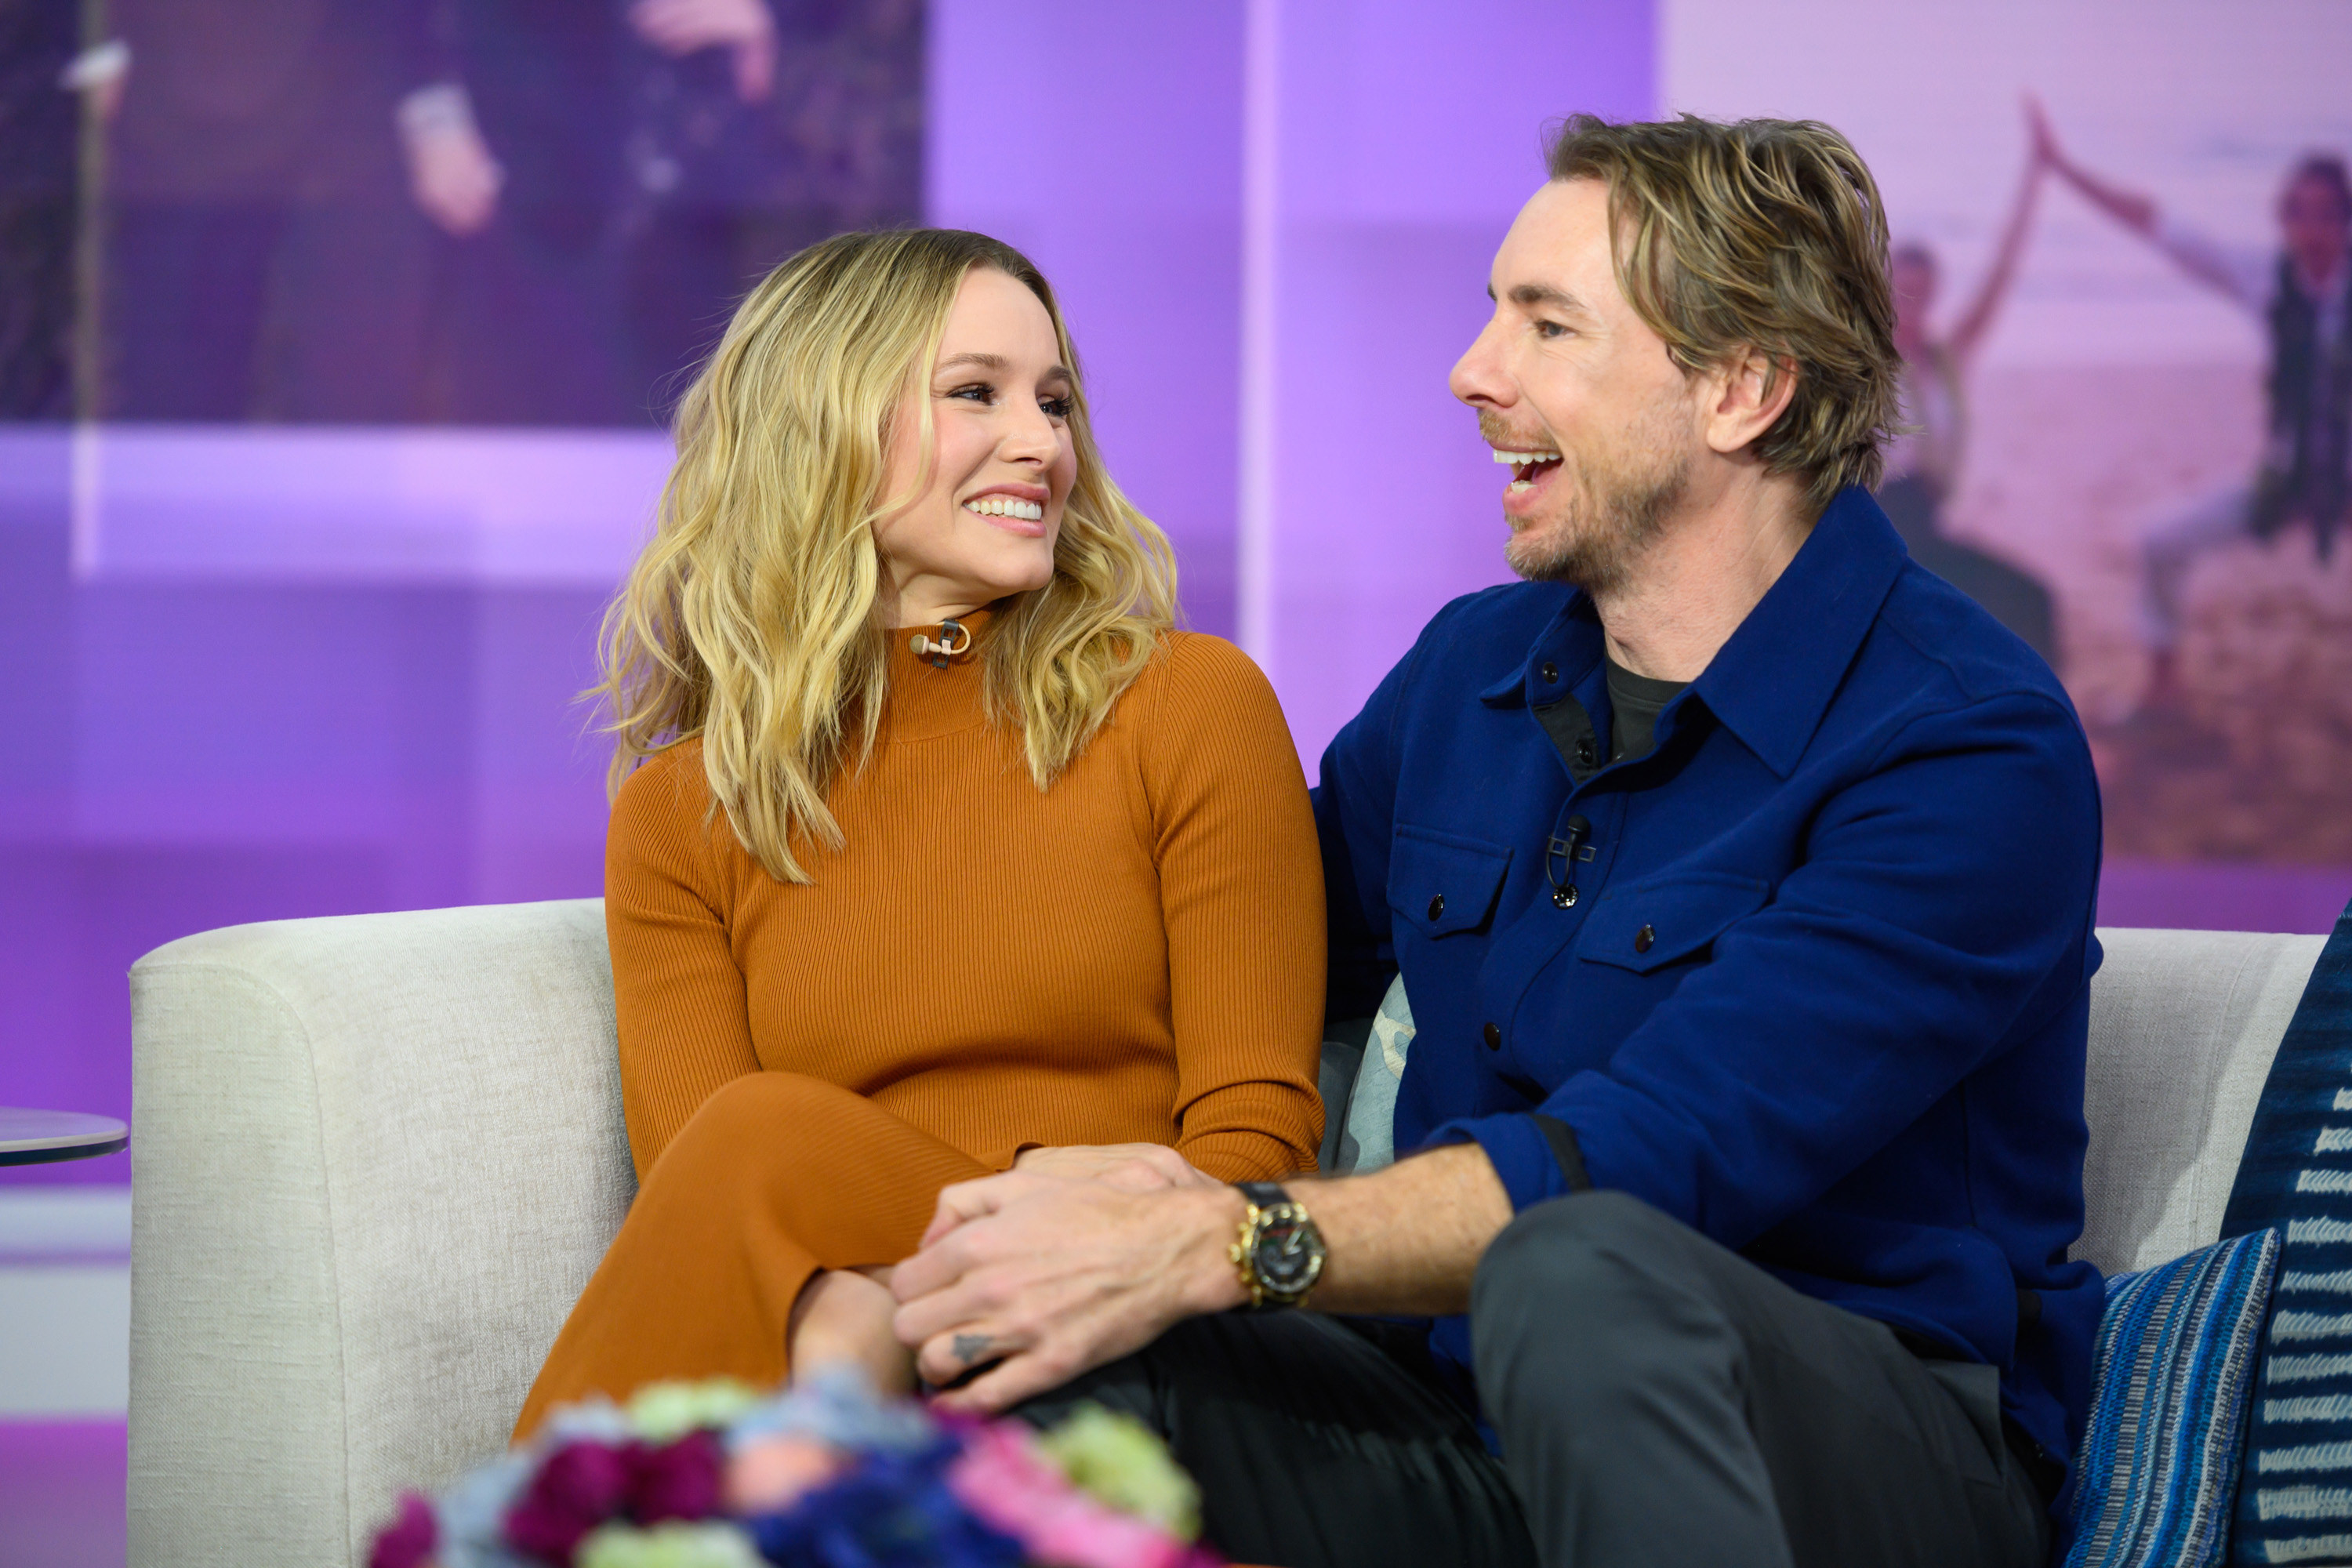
[
  {"x1": 1040, "y1": 396, "x2": 1074, "y2": 420},
  {"x1": 1534, "y1": 320, "x2": 1568, "y2": 340},
  {"x1": 945, "y1": 382, "x2": 995, "y2": 404}
]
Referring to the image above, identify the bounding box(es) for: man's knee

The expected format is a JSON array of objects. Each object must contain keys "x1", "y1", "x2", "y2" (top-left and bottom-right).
[
  {"x1": 1476, "y1": 1189, "x2": 1686, "y2": 1301},
  {"x1": 1472, "y1": 1192, "x2": 1719, "y2": 1380}
]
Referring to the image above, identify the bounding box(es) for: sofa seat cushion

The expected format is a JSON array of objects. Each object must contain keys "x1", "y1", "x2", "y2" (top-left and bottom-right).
[{"x1": 2063, "y1": 1228, "x2": 2282, "y2": 1568}]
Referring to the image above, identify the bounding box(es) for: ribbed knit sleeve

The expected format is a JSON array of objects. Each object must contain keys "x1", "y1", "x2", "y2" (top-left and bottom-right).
[
  {"x1": 605, "y1": 742, "x2": 762, "y2": 1181},
  {"x1": 1139, "y1": 635, "x2": 1327, "y2": 1180}
]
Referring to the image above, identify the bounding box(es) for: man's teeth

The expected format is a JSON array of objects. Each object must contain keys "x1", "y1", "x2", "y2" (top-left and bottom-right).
[
  {"x1": 1490, "y1": 448, "x2": 1562, "y2": 465},
  {"x1": 964, "y1": 495, "x2": 1045, "y2": 521}
]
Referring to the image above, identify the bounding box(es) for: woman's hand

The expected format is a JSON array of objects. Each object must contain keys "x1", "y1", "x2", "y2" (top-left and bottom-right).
[
  {"x1": 788, "y1": 1265, "x2": 916, "y2": 1395},
  {"x1": 998, "y1": 1145, "x2": 1214, "y2": 1205}
]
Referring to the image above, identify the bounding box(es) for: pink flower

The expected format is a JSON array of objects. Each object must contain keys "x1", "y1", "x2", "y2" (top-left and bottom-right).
[
  {"x1": 632, "y1": 1431, "x2": 727, "y2": 1524},
  {"x1": 946, "y1": 1424, "x2": 1210, "y2": 1568},
  {"x1": 368, "y1": 1491, "x2": 438, "y2": 1568},
  {"x1": 506, "y1": 1441, "x2": 634, "y2": 1563}
]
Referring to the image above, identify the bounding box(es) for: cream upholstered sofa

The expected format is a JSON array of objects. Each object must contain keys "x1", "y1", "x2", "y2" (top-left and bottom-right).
[{"x1": 126, "y1": 902, "x2": 2325, "y2": 1567}]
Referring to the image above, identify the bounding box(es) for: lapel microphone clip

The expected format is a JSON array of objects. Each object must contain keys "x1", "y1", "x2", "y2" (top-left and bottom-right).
[{"x1": 909, "y1": 619, "x2": 971, "y2": 668}]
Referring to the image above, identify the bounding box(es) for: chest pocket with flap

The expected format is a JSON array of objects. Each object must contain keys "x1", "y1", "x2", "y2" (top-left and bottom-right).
[
  {"x1": 1388, "y1": 826, "x2": 1514, "y2": 939},
  {"x1": 1578, "y1": 871, "x2": 1769, "y2": 975}
]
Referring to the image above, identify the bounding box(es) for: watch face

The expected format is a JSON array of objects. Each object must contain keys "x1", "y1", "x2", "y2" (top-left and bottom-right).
[{"x1": 1251, "y1": 1207, "x2": 1324, "y2": 1297}]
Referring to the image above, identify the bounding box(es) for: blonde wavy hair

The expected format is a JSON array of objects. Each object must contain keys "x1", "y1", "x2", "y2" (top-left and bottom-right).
[{"x1": 593, "y1": 229, "x2": 1178, "y2": 884}]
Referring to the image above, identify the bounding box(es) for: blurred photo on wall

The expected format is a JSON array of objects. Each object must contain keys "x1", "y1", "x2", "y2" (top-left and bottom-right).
[
  {"x1": 22, "y1": 0, "x2": 924, "y2": 428},
  {"x1": 1667, "y1": 0, "x2": 2352, "y2": 870}
]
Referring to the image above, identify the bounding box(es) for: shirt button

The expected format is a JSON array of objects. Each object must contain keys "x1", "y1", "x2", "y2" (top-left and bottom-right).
[
  {"x1": 1552, "y1": 884, "x2": 1578, "y2": 909},
  {"x1": 1427, "y1": 894, "x2": 1446, "y2": 921},
  {"x1": 1482, "y1": 1022, "x2": 1502, "y2": 1051},
  {"x1": 1541, "y1": 662, "x2": 1559, "y2": 683},
  {"x1": 1634, "y1": 924, "x2": 1656, "y2": 953}
]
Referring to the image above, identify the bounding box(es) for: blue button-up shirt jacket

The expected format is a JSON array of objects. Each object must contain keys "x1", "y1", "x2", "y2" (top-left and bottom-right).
[{"x1": 1312, "y1": 487, "x2": 2103, "y2": 1485}]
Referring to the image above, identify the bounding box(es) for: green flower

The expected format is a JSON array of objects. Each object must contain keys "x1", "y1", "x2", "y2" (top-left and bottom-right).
[
  {"x1": 1033, "y1": 1404, "x2": 1201, "y2": 1540},
  {"x1": 575, "y1": 1520, "x2": 764, "y2": 1568},
  {"x1": 624, "y1": 1378, "x2": 762, "y2": 1443}
]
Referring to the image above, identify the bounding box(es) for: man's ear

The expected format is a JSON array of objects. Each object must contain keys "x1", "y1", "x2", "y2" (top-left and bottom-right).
[{"x1": 1699, "y1": 347, "x2": 1798, "y2": 457}]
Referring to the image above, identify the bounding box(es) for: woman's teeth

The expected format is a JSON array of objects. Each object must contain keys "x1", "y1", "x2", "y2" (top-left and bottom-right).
[{"x1": 964, "y1": 496, "x2": 1045, "y2": 521}]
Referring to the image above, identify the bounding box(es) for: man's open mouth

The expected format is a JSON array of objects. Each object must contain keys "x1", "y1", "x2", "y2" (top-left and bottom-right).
[{"x1": 1492, "y1": 446, "x2": 1563, "y2": 493}]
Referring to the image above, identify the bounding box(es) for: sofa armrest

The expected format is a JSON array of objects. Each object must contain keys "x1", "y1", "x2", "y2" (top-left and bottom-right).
[{"x1": 129, "y1": 899, "x2": 631, "y2": 1568}]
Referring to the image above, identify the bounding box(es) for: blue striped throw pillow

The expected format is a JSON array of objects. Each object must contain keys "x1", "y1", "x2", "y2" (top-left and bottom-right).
[
  {"x1": 2218, "y1": 900, "x2": 2352, "y2": 1566},
  {"x1": 2063, "y1": 1229, "x2": 2283, "y2": 1568}
]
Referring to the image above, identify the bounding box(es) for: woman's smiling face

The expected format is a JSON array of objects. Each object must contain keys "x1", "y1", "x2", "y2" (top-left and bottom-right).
[{"x1": 873, "y1": 267, "x2": 1080, "y2": 628}]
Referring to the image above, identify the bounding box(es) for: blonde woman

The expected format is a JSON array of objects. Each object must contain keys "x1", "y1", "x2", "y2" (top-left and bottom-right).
[{"x1": 514, "y1": 229, "x2": 1325, "y2": 1435}]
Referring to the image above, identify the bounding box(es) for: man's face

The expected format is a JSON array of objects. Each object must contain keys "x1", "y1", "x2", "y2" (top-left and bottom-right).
[
  {"x1": 1450, "y1": 179, "x2": 1704, "y2": 592},
  {"x1": 2280, "y1": 172, "x2": 2350, "y2": 285}
]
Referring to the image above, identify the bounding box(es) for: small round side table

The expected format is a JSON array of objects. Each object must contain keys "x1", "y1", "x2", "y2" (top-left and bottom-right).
[{"x1": 0, "y1": 1109, "x2": 129, "y2": 1167}]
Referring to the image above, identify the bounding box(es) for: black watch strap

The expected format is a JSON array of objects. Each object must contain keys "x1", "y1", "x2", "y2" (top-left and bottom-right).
[{"x1": 1237, "y1": 1181, "x2": 1290, "y2": 1207}]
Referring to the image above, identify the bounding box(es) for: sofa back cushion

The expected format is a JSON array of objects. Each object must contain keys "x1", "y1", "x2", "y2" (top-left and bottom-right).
[{"x1": 2079, "y1": 931, "x2": 2325, "y2": 1277}]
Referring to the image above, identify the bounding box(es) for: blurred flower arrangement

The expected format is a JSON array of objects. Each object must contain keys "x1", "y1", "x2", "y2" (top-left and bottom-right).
[{"x1": 368, "y1": 1370, "x2": 1223, "y2": 1568}]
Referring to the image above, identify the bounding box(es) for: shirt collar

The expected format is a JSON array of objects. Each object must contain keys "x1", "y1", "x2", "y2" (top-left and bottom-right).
[{"x1": 1477, "y1": 486, "x2": 1907, "y2": 778}]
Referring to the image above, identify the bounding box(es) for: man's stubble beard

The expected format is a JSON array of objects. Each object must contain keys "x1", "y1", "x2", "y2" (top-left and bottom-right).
[{"x1": 1505, "y1": 404, "x2": 1692, "y2": 595}]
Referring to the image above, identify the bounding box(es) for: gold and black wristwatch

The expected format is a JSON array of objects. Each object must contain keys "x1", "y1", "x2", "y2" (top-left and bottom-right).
[{"x1": 1229, "y1": 1181, "x2": 1327, "y2": 1309}]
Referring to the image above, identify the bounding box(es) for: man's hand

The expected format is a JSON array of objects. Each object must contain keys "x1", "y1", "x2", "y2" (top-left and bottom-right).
[
  {"x1": 628, "y1": 0, "x2": 778, "y2": 102},
  {"x1": 891, "y1": 1174, "x2": 1245, "y2": 1415}
]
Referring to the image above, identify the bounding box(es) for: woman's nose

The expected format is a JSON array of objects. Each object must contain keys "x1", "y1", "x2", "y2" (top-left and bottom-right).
[{"x1": 1001, "y1": 404, "x2": 1060, "y2": 462}]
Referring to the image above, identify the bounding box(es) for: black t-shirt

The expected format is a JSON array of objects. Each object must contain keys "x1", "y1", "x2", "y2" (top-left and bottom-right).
[
  {"x1": 1532, "y1": 655, "x2": 1690, "y2": 782},
  {"x1": 1606, "y1": 655, "x2": 1688, "y2": 764}
]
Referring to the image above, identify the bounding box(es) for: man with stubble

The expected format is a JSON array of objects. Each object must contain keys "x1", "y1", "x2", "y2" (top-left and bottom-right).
[{"x1": 891, "y1": 114, "x2": 2101, "y2": 1568}]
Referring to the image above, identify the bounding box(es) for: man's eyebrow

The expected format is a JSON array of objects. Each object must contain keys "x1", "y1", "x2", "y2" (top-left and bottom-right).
[{"x1": 1507, "y1": 281, "x2": 1590, "y2": 314}]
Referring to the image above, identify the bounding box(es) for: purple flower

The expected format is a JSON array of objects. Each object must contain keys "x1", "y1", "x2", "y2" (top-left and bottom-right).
[
  {"x1": 369, "y1": 1491, "x2": 439, "y2": 1568},
  {"x1": 746, "y1": 1441, "x2": 1024, "y2": 1568},
  {"x1": 506, "y1": 1441, "x2": 635, "y2": 1563},
  {"x1": 632, "y1": 1431, "x2": 728, "y2": 1525}
]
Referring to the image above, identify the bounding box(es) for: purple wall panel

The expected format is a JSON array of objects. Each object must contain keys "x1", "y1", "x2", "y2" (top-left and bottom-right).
[
  {"x1": 2097, "y1": 861, "x2": 2352, "y2": 938},
  {"x1": 1256, "y1": 0, "x2": 1658, "y2": 766},
  {"x1": 0, "y1": 1421, "x2": 128, "y2": 1563},
  {"x1": 928, "y1": 0, "x2": 1246, "y2": 637},
  {"x1": 0, "y1": 430, "x2": 615, "y2": 1186}
]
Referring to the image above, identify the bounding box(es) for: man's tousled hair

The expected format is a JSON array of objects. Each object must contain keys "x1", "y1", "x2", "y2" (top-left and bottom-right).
[{"x1": 1546, "y1": 113, "x2": 1903, "y2": 514}]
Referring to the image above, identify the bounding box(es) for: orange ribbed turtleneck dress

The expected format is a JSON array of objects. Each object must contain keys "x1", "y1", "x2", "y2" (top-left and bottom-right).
[{"x1": 514, "y1": 619, "x2": 1327, "y2": 1436}]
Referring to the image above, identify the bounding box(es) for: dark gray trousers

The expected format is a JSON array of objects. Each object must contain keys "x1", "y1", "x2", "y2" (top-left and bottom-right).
[
  {"x1": 1474, "y1": 1191, "x2": 2053, "y2": 1568},
  {"x1": 1018, "y1": 1190, "x2": 2053, "y2": 1568}
]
